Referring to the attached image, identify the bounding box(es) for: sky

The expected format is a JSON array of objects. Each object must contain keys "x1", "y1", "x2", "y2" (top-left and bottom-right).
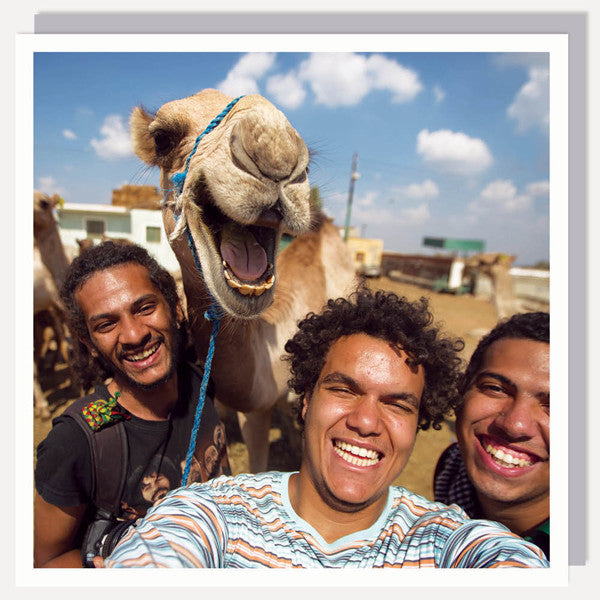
[{"x1": 34, "y1": 50, "x2": 550, "y2": 266}]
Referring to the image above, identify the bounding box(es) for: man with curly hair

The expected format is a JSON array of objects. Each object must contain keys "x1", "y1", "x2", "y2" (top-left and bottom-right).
[
  {"x1": 34, "y1": 241, "x2": 230, "y2": 568},
  {"x1": 434, "y1": 312, "x2": 550, "y2": 558},
  {"x1": 104, "y1": 289, "x2": 548, "y2": 568}
]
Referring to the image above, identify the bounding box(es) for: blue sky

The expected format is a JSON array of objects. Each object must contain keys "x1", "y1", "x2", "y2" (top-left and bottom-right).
[{"x1": 34, "y1": 51, "x2": 550, "y2": 266}]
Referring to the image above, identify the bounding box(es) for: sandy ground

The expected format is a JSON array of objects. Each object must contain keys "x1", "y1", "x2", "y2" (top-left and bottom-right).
[{"x1": 33, "y1": 275, "x2": 502, "y2": 501}]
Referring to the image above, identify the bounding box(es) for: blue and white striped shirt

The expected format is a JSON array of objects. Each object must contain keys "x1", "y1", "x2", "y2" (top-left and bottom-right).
[{"x1": 105, "y1": 471, "x2": 549, "y2": 568}]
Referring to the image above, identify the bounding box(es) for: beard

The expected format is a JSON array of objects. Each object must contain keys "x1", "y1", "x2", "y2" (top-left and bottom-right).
[{"x1": 92, "y1": 322, "x2": 182, "y2": 391}]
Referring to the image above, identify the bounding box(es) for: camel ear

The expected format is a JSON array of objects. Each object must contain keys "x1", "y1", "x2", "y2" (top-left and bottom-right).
[{"x1": 130, "y1": 106, "x2": 158, "y2": 165}]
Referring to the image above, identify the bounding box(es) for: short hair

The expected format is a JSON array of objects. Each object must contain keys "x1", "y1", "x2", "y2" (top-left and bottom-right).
[
  {"x1": 60, "y1": 241, "x2": 181, "y2": 390},
  {"x1": 460, "y1": 311, "x2": 549, "y2": 396},
  {"x1": 284, "y1": 288, "x2": 465, "y2": 432}
]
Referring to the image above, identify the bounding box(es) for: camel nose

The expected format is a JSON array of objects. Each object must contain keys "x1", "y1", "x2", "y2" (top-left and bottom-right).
[{"x1": 230, "y1": 109, "x2": 309, "y2": 183}]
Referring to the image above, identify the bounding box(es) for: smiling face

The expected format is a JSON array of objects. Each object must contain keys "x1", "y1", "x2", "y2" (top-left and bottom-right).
[
  {"x1": 456, "y1": 338, "x2": 549, "y2": 512},
  {"x1": 298, "y1": 333, "x2": 425, "y2": 517},
  {"x1": 75, "y1": 262, "x2": 182, "y2": 391}
]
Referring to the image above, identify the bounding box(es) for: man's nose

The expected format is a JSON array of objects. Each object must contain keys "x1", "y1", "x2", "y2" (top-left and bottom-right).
[
  {"x1": 119, "y1": 315, "x2": 151, "y2": 347},
  {"x1": 345, "y1": 396, "x2": 383, "y2": 436},
  {"x1": 492, "y1": 395, "x2": 538, "y2": 439}
]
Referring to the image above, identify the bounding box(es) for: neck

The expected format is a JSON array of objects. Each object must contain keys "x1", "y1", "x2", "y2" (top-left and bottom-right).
[
  {"x1": 477, "y1": 492, "x2": 549, "y2": 537},
  {"x1": 107, "y1": 372, "x2": 179, "y2": 421},
  {"x1": 288, "y1": 469, "x2": 388, "y2": 544},
  {"x1": 36, "y1": 228, "x2": 70, "y2": 289}
]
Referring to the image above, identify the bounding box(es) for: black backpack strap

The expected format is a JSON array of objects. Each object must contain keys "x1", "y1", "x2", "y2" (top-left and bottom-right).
[{"x1": 63, "y1": 392, "x2": 128, "y2": 516}]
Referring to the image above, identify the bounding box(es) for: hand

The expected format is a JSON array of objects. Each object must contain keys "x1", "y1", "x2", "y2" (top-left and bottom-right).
[{"x1": 92, "y1": 556, "x2": 106, "y2": 568}]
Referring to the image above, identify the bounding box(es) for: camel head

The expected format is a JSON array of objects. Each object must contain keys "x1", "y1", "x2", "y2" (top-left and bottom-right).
[
  {"x1": 130, "y1": 89, "x2": 311, "y2": 319},
  {"x1": 34, "y1": 191, "x2": 63, "y2": 240}
]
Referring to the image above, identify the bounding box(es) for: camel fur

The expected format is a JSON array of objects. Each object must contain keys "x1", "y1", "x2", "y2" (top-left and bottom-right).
[{"x1": 130, "y1": 89, "x2": 357, "y2": 471}]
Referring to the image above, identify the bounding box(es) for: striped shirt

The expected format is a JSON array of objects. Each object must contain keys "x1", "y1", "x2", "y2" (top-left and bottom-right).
[{"x1": 105, "y1": 471, "x2": 549, "y2": 568}]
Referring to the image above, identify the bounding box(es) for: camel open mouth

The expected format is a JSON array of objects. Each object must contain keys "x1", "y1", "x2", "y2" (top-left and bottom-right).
[{"x1": 201, "y1": 201, "x2": 280, "y2": 299}]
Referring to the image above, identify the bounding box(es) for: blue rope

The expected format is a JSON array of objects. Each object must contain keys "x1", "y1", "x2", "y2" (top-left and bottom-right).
[
  {"x1": 174, "y1": 97, "x2": 243, "y2": 486},
  {"x1": 181, "y1": 307, "x2": 221, "y2": 487},
  {"x1": 170, "y1": 95, "x2": 244, "y2": 196}
]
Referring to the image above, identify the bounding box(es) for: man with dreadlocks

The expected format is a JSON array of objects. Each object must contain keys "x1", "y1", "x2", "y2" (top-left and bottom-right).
[
  {"x1": 103, "y1": 289, "x2": 548, "y2": 568},
  {"x1": 34, "y1": 241, "x2": 230, "y2": 568}
]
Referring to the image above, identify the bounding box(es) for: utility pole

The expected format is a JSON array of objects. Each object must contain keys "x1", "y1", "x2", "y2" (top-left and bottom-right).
[{"x1": 344, "y1": 153, "x2": 360, "y2": 241}]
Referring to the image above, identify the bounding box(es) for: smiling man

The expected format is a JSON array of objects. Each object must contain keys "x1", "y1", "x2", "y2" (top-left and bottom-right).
[
  {"x1": 104, "y1": 290, "x2": 548, "y2": 568},
  {"x1": 34, "y1": 241, "x2": 230, "y2": 568},
  {"x1": 434, "y1": 312, "x2": 550, "y2": 558}
]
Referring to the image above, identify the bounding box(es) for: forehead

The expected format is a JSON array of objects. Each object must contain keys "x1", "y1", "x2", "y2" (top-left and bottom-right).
[
  {"x1": 321, "y1": 333, "x2": 425, "y2": 389},
  {"x1": 75, "y1": 263, "x2": 161, "y2": 314},
  {"x1": 480, "y1": 337, "x2": 549, "y2": 382}
]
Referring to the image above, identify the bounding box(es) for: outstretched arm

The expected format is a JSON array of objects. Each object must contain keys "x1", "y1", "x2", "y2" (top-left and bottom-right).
[{"x1": 34, "y1": 493, "x2": 87, "y2": 568}]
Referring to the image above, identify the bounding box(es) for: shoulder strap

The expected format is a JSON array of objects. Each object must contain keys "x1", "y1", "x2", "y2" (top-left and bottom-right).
[{"x1": 63, "y1": 392, "x2": 128, "y2": 517}]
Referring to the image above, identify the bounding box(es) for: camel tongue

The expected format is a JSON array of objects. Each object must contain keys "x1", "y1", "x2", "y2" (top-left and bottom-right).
[{"x1": 220, "y1": 224, "x2": 268, "y2": 282}]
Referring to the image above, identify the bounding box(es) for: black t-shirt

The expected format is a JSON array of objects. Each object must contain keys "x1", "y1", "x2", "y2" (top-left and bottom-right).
[{"x1": 35, "y1": 362, "x2": 231, "y2": 521}]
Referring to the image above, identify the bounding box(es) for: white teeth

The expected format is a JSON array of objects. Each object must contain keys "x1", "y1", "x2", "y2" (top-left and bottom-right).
[
  {"x1": 222, "y1": 263, "x2": 275, "y2": 296},
  {"x1": 125, "y1": 343, "x2": 159, "y2": 362},
  {"x1": 484, "y1": 442, "x2": 533, "y2": 468},
  {"x1": 334, "y1": 440, "x2": 380, "y2": 466}
]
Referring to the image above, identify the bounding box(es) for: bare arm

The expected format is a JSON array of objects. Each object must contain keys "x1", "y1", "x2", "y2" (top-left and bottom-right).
[{"x1": 34, "y1": 493, "x2": 88, "y2": 568}]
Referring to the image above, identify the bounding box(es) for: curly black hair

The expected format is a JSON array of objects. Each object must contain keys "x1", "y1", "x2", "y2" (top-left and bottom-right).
[
  {"x1": 460, "y1": 311, "x2": 549, "y2": 397},
  {"x1": 60, "y1": 240, "x2": 182, "y2": 391},
  {"x1": 284, "y1": 288, "x2": 465, "y2": 432}
]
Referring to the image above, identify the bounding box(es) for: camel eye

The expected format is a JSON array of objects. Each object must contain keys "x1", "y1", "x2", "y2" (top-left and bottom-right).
[
  {"x1": 153, "y1": 131, "x2": 175, "y2": 156},
  {"x1": 39, "y1": 199, "x2": 50, "y2": 210}
]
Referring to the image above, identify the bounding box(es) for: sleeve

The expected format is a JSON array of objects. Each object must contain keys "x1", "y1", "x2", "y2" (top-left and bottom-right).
[
  {"x1": 440, "y1": 519, "x2": 549, "y2": 568},
  {"x1": 104, "y1": 485, "x2": 229, "y2": 568},
  {"x1": 34, "y1": 417, "x2": 93, "y2": 506}
]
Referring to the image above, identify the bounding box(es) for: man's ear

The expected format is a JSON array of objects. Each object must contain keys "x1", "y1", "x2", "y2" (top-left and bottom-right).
[{"x1": 301, "y1": 392, "x2": 310, "y2": 421}]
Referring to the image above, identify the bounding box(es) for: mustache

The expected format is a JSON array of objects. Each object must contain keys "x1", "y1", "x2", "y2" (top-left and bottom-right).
[{"x1": 117, "y1": 333, "x2": 163, "y2": 359}]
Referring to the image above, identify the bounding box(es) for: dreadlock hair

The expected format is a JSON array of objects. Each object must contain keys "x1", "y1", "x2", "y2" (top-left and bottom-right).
[
  {"x1": 460, "y1": 311, "x2": 549, "y2": 398},
  {"x1": 60, "y1": 240, "x2": 182, "y2": 391},
  {"x1": 284, "y1": 288, "x2": 465, "y2": 432}
]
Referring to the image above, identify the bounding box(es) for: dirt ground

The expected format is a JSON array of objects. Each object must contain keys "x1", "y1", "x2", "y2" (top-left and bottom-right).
[{"x1": 33, "y1": 275, "x2": 502, "y2": 501}]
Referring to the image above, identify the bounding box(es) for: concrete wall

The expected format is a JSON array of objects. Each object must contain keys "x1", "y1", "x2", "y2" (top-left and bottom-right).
[{"x1": 57, "y1": 203, "x2": 181, "y2": 274}]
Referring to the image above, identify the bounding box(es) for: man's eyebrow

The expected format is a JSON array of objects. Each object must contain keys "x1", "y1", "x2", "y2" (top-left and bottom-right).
[
  {"x1": 88, "y1": 294, "x2": 158, "y2": 323},
  {"x1": 386, "y1": 392, "x2": 420, "y2": 408},
  {"x1": 319, "y1": 372, "x2": 361, "y2": 391},
  {"x1": 319, "y1": 372, "x2": 420, "y2": 407},
  {"x1": 474, "y1": 371, "x2": 515, "y2": 388}
]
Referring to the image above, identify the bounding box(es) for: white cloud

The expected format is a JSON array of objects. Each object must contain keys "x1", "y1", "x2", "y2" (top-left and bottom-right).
[
  {"x1": 416, "y1": 129, "x2": 493, "y2": 175},
  {"x1": 507, "y1": 67, "x2": 549, "y2": 134},
  {"x1": 526, "y1": 180, "x2": 550, "y2": 197},
  {"x1": 365, "y1": 54, "x2": 423, "y2": 103},
  {"x1": 356, "y1": 191, "x2": 378, "y2": 208},
  {"x1": 469, "y1": 179, "x2": 533, "y2": 214},
  {"x1": 90, "y1": 115, "x2": 133, "y2": 160},
  {"x1": 433, "y1": 85, "x2": 446, "y2": 103},
  {"x1": 62, "y1": 129, "x2": 77, "y2": 140},
  {"x1": 37, "y1": 176, "x2": 67, "y2": 197},
  {"x1": 399, "y1": 203, "x2": 430, "y2": 224},
  {"x1": 298, "y1": 53, "x2": 422, "y2": 108},
  {"x1": 217, "y1": 52, "x2": 276, "y2": 97},
  {"x1": 399, "y1": 179, "x2": 439, "y2": 199},
  {"x1": 266, "y1": 72, "x2": 306, "y2": 109}
]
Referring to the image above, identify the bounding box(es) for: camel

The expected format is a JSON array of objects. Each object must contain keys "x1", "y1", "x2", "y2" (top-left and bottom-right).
[
  {"x1": 466, "y1": 252, "x2": 521, "y2": 320},
  {"x1": 33, "y1": 191, "x2": 74, "y2": 418},
  {"x1": 130, "y1": 89, "x2": 357, "y2": 472}
]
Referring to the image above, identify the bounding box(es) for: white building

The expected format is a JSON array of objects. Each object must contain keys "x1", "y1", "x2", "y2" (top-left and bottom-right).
[{"x1": 56, "y1": 202, "x2": 181, "y2": 274}]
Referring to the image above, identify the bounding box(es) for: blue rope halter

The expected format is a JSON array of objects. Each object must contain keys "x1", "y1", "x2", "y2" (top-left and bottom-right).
[{"x1": 168, "y1": 95, "x2": 244, "y2": 487}]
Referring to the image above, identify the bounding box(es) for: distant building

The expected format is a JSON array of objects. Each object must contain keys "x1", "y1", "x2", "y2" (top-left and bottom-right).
[
  {"x1": 346, "y1": 237, "x2": 383, "y2": 277},
  {"x1": 56, "y1": 202, "x2": 180, "y2": 274}
]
